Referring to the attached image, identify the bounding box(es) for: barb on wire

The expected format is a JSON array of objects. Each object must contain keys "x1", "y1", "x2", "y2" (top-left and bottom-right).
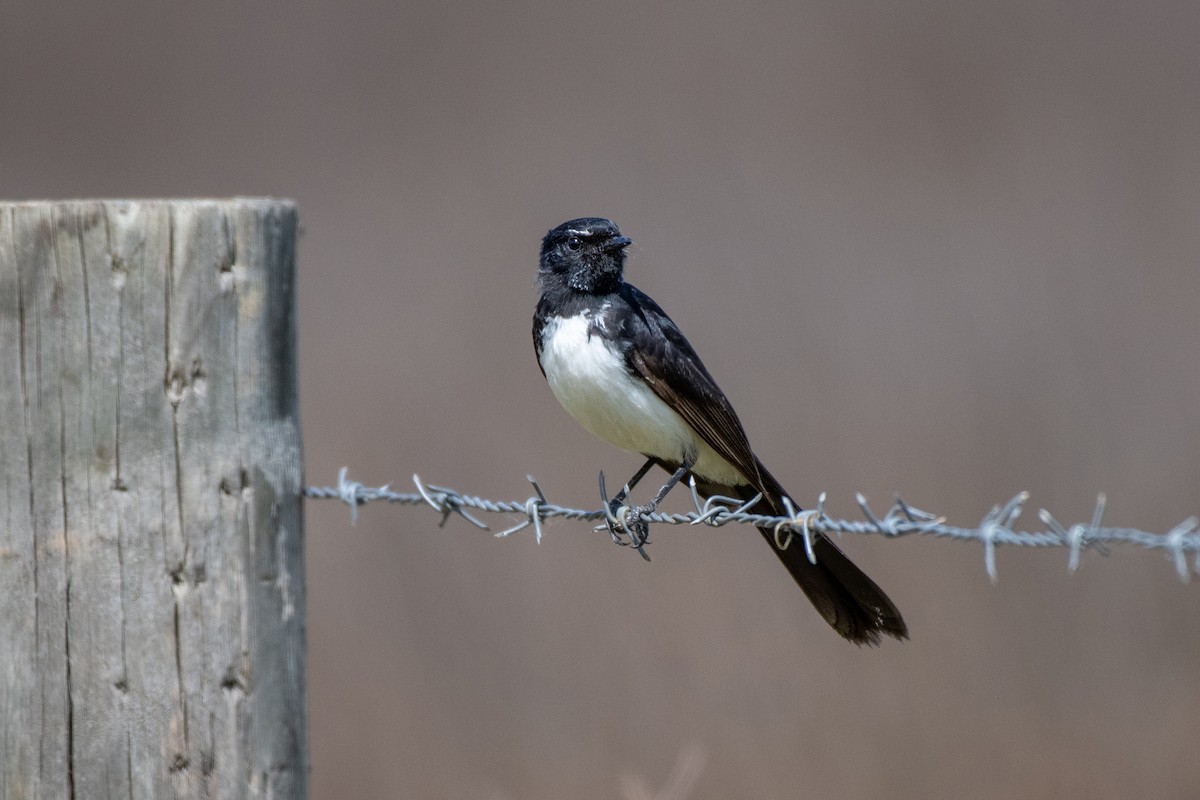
[{"x1": 303, "y1": 468, "x2": 1200, "y2": 581}]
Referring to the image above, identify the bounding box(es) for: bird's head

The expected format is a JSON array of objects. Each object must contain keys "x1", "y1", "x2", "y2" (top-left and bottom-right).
[{"x1": 538, "y1": 217, "x2": 632, "y2": 294}]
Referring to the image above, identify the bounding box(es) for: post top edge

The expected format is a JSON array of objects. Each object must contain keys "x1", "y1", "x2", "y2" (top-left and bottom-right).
[{"x1": 0, "y1": 197, "x2": 297, "y2": 210}]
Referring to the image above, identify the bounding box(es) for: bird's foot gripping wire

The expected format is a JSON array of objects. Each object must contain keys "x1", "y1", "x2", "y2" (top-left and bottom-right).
[{"x1": 598, "y1": 471, "x2": 653, "y2": 561}]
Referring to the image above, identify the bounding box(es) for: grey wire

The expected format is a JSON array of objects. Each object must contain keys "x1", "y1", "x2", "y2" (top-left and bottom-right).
[{"x1": 304, "y1": 468, "x2": 1200, "y2": 581}]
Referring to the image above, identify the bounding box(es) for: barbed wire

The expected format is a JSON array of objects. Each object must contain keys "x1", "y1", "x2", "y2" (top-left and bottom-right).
[{"x1": 304, "y1": 468, "x2": 1200, "y2": 582}]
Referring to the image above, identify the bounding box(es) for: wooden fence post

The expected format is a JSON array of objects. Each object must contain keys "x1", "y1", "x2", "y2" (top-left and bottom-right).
[{"x1": 0, "y1": 199, "x2": 308, "y2": 799}]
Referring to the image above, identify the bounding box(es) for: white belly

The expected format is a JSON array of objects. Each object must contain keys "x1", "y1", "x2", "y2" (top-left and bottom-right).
[{"x1": 539, "y1": 314, "x2": 744, "y2": 486}]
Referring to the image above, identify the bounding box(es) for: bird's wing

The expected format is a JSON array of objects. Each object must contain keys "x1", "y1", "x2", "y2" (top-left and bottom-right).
[
  {"x1": 617, "y1": 284, "x2": 765, "y2": 490},
  {"x1": 531, "y1": 291, "x2": 556, "y2": 379}
]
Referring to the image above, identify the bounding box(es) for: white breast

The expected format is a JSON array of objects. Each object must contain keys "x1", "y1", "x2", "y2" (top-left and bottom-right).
[{"x1": 538, "y1": 313, "x2": 743, "y2": 485}]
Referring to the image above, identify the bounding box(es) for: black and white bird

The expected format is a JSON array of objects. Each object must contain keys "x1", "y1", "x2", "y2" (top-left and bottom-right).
[{"x1": 532, "y1": 217, "x2": 907, "y2": 645}]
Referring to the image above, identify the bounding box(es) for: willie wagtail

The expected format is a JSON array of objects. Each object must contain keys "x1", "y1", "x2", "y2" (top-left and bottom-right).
[{"x1": 532, "y1": 218, "x2": 907, "y2": 645}]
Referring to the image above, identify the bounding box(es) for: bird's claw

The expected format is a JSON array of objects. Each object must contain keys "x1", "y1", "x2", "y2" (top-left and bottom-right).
[{"x1": 604, "y1": 499, "x2": 654, "y2": 561}]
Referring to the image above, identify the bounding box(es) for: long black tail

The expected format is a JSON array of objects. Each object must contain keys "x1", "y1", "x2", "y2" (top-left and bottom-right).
[
  {"x1": 758, "y1": 520, "x2": 908, "y2": 645},
  {"x1": 698, "y1": 461, "x2": 908, "y2": 646}
]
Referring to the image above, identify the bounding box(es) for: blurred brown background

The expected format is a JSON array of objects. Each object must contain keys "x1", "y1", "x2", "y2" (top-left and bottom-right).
[{"x1": 4, "y1": 2, "x2": 1199, "y2": 797}]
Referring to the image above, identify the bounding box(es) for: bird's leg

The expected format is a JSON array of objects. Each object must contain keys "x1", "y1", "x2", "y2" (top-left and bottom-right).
[
  {"x1": 622, "y1": 458, "x2": 694, "y2": 561},
  {"x1": 601, "y1": 458, "x2": 657, "y2": 550},
  {"x1": 635, "y1": 457, "x2": 693, "y2": 519},
  {"x1": 608, "y1": 458, "x2": 656, "y2": 508}
]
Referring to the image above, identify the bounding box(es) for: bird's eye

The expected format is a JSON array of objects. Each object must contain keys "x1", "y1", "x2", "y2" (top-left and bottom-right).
[{"x1": 566, "y1": 236, "x2": 582, "y2": 251}]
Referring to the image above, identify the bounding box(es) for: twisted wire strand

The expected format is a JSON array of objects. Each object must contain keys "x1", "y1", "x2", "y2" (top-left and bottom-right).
[{"x1": 304, "y1": 468, "x2": 1200, "y2": 581}]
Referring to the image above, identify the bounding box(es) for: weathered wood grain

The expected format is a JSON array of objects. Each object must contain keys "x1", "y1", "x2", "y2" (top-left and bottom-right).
[{"x1": 0, "y1": 199, "x2": 307, "y2": 799}]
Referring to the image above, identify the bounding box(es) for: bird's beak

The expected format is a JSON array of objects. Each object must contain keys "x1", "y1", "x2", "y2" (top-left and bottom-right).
[{"x1": 604, "y1": 236, "x2": 632, "y2": 252}]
